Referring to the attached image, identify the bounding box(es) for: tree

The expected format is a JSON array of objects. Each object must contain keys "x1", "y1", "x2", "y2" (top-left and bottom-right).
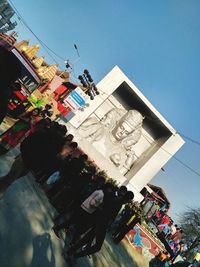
[{"x1": 179, "y1": 207, "x2": 200, "y2": 258}]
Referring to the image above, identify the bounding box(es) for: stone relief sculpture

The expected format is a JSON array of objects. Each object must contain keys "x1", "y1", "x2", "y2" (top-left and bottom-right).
[{"x1": 79, "y1": 108, "x2": 144, "y2": 174}]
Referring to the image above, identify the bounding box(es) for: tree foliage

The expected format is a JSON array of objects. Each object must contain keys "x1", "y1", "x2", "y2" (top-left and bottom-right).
[{"x1": 179, "y1": 207, "x2": 200, "y2": 257}]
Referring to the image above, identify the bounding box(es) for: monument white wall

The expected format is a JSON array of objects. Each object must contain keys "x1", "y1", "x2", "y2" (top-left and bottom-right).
[{"x1": 66, "y1": 66, "x2": 184, "y2": 201}]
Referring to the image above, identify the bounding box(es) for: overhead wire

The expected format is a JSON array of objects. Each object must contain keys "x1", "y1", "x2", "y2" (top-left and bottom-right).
[
  {"x1": 142, "y1": 132, "x2": 200, "y2": 177},
  {"x1": 177, "y1": 133, "x2": 200, "y2": 147},
  {"x1": 9, "y1": 0, "x2": 64, "y2": 65},
  {"x1": 9, "y1": 0, "x2": 84, "y2": 84},
  {"x1": 144, "y1": 114, "x2": 200, "y2": 148},
  {"x1": 156, "y1": 167, "x2": 195, "y2": 208},
  {"x1": 38, "y1": 39, "x2": 65, "y2": 61}
]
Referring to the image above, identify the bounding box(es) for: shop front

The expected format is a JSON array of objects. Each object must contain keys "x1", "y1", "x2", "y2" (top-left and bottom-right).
[
  {"x1": 7, "y1": 47, "x2": 41, "y2": 117},
  {"x1": 126, "y1": 224, "x2": 164, "y2": 261}
]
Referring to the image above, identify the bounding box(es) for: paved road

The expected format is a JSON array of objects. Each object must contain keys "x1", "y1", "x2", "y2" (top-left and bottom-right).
[{"x1": 0, "y1": 149, "x2": 148, "y2": 267}]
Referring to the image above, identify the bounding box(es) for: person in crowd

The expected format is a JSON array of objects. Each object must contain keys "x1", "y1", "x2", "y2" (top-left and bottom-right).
[
  {"x1": 52, "y1": 166, "x2": 96, "y2": 213},
  {"x1": 172, "y1": 224, "x2": 178, "y2": 236},
  {"x1": 57, "y1": 141, "x2": 78, "y2": 161},
  {"x1": 34, "y1": 122, "x2": 69, "y2": 183},
  {"x1": 166, "y1": 223, "x2": 177, "y2": 239},
  {"x1": 158, "y1": 222, "x2": 172, "y2": 237},
  {"x1": 111, "y1": 203, "x2": 134, "y2": 236},
  {"x1": 46, "y1": 153, "x2": 87, "y2": 200},
  {"x1": 34, "y1": 117, "x2": 52, "y2": 132},
  {"x1": 53, "y1": 182, "x2": 105, "y2": 239},
  {"x1": 171, "y1": 241, "x2": 184, "y2": 263},
  {"x1": 0, "y1": 46, "x2": 21, "y2": 124},
  {"x1": 61, "y1": 153, "x2": 88, "y2": 183},
  {"x1": 52, "y1": 166, "x2": 101, "y2": 227},
  {"x1": 172, "y1": 228, "x2": 183, "y2": 243},
  {"x1": 109, "y1": 189, "x2": 133, "y2": 227},
  {"x1": 160, "y1": 214, "x2": 170, "y2": 226},
  {"x1": 41, "y1": 104, "x2": 53, "y2": 118},
  {"x1": 150, "y1": 251, "x2": 169, "y2": 267},
  {"x1": 116, "y1": 185, "x2": 127, "y2": 197},
  {"x1": 64, "y1": 190, "x2": 134, "y2": 262},
  {"x1": 152, "y1": 209, "x2": 162, "y2": 224},
  {"x1": 0, "y1": 108, "x2": 43, "y2": 153},
  {"x1": 0, "y1": 122, "x2": 68, "y2": 197},
  {"x1": 50, "y1": 121, "x2": 68, "y2": 138},
  {"x1": 78, "y1": 172, "x2": 105, "y2": 204},
  {"x1": 112, "y1": 202, "x2": 142, "y2": 244},
  {"x1": 8, "y1": 99, "x2": 30, "y2": 119},
  {"x1": 147, "y1": 200, "x2": 160, "y2": 221},
  {"x1": 64, "y1": 134, "x2": 74, "y2": 144},
  {"x1": 64, "y1": 190, "x2": 114, "y2": 261},
  {"x1": 149, "y1": 252, "x2": 163, "y2": 267}
]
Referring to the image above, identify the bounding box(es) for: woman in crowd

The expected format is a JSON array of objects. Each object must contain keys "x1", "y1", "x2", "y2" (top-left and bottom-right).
[{"x1": 0, "y1": 108, "x2": 43, "y2": 153}]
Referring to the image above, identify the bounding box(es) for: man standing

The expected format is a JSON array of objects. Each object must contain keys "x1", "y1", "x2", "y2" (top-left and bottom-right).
[
  {"x1": 65, "y1": 190, "x2": 134, "y2": 260},
  {"x1": 113, "y1": 208, "x2": 141, "y2": 243},
  {"x1": 53, "y1": 188, "x2": 104, "y2": 238}
]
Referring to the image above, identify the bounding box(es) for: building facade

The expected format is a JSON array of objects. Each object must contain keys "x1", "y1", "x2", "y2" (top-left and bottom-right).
[{"x1": 0, "y1": 0, "x2": 17, "y2": 33}]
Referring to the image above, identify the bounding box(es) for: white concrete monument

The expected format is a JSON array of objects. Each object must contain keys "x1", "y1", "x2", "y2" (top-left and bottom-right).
[
  {"x1": 79, "y1": 108, "x2": 144, "y2": 175},
  {"x1": 66, "y1": 66, "x2": 184, "y2": 201}
]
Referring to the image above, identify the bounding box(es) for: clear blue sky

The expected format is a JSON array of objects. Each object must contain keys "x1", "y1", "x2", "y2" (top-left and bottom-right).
[{"x1": 11, "y1": 0, "x2": 200, "y2": 221}]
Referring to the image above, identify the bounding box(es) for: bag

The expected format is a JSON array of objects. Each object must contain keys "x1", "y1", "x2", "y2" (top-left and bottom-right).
[{"x1": 46, "y1": 171, "x2": 60, "y2": 185}]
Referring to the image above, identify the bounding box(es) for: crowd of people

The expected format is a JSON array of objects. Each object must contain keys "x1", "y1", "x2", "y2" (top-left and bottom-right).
[
  {"x1": 0, "y1": 93, "x2": 188, "y2": 266},
  {"x1": 155, "y1": 213, "x2": 184, "y2": 263},
  {"x1": 150, "y1": 252, "x2": 193, "y2": 267},
  {"x1": 0, "y1": 115, "x2": 137, "y2": 263},
  {"x1": 141, "y1": 190, "x2": 186, "y2": 265}
]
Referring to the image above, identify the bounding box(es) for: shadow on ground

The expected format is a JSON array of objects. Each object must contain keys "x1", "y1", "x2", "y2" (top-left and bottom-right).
[
  {"x1": 31, "y1": 233, "x2": 55, "y2": 267},
  {"x1": 75, "y1": 235, "x2": 148, "y2": 267},
  {"x1": 0, "y1": 151, "x2": 148, "y2": 267}
]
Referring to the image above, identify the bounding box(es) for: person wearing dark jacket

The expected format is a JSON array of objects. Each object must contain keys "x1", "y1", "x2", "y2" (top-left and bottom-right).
[
  {"x1": 46, "y1": 153, "x2": 88, "y2": 200},
  {"x1": 113, "y1": 210, "x2": 142, "y2": 243},
  {"x1": 64, "y1": 190, "x2": 134, "y2": 261},
  {"x1": 0, "y1": 124, "x2": 67, "y2": 197},
  {"x1": 52, "y1": 169, "x2": 104, "y2": 228},
  {"x1": 112, "y1": 204, "x2": 134, "y2": 237}
]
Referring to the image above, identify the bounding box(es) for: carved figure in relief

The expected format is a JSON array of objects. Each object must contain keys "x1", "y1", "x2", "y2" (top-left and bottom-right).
[{"x1": 79, "y1": 108, "x2": 144, "y2": 174}]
